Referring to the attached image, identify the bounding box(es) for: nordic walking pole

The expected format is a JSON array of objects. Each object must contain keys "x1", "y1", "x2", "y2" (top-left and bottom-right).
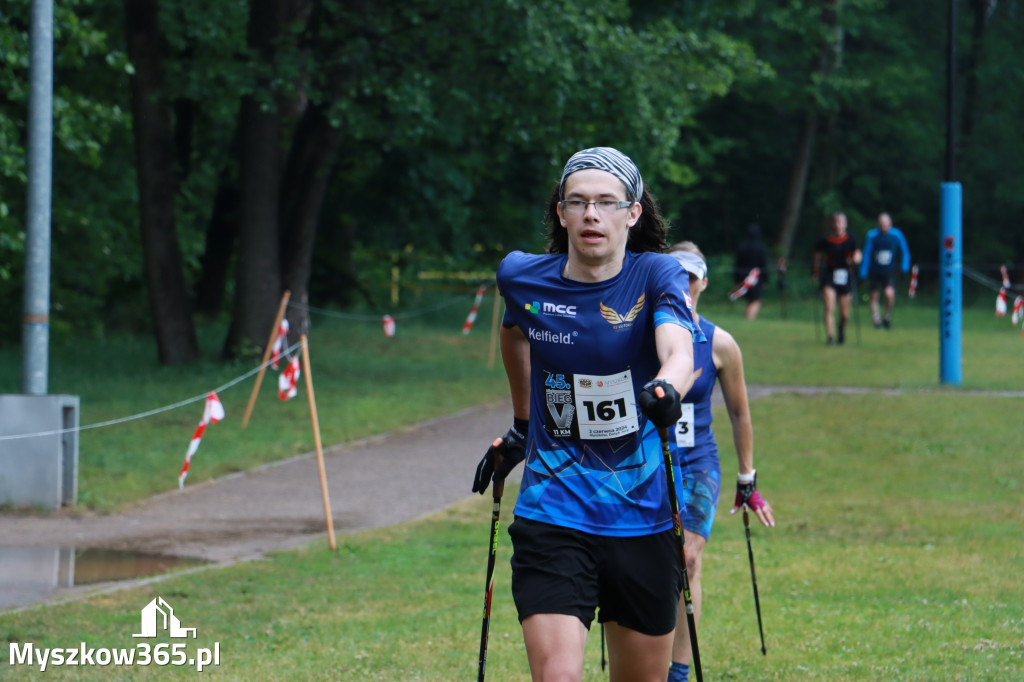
[
  {"x1": 813, "y1": 288, "x2": 821, "y2": 343},
  {"x1": 600, "y1": 622, "x2": 607, "y2": 671},
  {"x1": 654, "y1": 398, "x2": 703, "y2": 682},
  {"x1": 242, "y1": 290, "x2": 291, "y2": 429},
  {"x1": 478, "y1": 448, "x2": 504, "y2": 682},
  {"x1": 300, "y1": 334, "x2": 336, "y2": 552},
  {"x1": 777, "y1": 258, "x2": 788, "y2": 320},
  {"x1": 851, "y1": 271, "x2": 862, "y2": 345},
  {"x1": 743, "y1": 507, "x2": 767, "y2": 655}
]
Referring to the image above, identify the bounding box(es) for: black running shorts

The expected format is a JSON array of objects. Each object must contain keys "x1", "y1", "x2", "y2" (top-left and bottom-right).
[
  {"x1": 508, "y1": 517, "x2": 682, "y2": 636},
  {"x1": 868, "y1": 270, "x2": 896, "y2": 292}
]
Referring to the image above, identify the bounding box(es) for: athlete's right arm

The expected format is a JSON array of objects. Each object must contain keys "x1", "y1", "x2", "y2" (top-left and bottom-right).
[
  {"x1": 500, "y1": 324, "x2": 531, "y2": 422},
  {"x1": 859, "y1": 231, "x2": 874, "y2": 279}
]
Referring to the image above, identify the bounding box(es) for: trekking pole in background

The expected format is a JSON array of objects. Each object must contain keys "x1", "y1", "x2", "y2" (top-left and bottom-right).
[
  {"x1": 813, "y1": 290, "x2": 822, "y2": 343},
  {"x1": 654, "y1": 397, "x2": 703, "y2": 682},
  {"x1": 743, "y1": 507, "x2": 767, "y2": 655},
  {"x1": 851, "y1": 272, "x2": 862, "y2": 345},
  {"x1": 777, "y1": 258, "x2": 788, "y2": 320},
  {"x1": 477, "y1": 448, "x2": 504, "y2": 682}
]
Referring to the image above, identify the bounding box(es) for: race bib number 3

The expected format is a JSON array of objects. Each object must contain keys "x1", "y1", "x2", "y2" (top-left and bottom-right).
[
  {"x1": 675, "y1": 403, "x2": 695, "y2": 447},
  {"x1": 543, "y1": 370, "x2": 639, "y2": 440}
]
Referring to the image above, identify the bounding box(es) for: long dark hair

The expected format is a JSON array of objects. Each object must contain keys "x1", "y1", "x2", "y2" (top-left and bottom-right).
[{"x1": 542, "y1": 182, "x2": 669, "y2": 255}]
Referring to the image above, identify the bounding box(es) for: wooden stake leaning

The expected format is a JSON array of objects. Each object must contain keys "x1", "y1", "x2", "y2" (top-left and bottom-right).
[
  {"x1": 301, "y1": 334, "x2": 337, "y2": 552},
  {"x1": 241, "y1": 290, "x2": 291, "y2": 429}
]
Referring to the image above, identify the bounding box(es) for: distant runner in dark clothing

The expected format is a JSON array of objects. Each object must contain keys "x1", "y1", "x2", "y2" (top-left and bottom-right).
[
  {"x1": 813, "y1": 213, "x2": 862, "y2": 346},
  {"x1": 732, "y1": 224, "x2": 770, "y2": 320}
]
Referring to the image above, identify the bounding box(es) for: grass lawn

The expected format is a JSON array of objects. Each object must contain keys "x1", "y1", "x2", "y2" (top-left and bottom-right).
[
  {"x1": 1, "y1": 294, "x2": 513, "y2": 511},
  {"x1": 1, "y1": 294, "x2": 1022, "y2": 678},
  {"x1": 1, "y1": 390, "x2": 1021, "y2": 680},
  {"x1": 1, "y1": 294, "x2": 1021, "y2": 511}
]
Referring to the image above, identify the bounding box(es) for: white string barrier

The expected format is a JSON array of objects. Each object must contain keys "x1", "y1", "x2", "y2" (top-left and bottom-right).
[
  {"x1": 288, "y1": 282, "x2": 494, "y2": 322},
  {"x1": 962, "y1": 264, "x2": 1023, "y2": 294},
  {"x1": 0, "y1": 341, "x2": 303, "y2": 443},
  {"x1": 1, "y1": 285, "x2": 497, "y2": 444}
]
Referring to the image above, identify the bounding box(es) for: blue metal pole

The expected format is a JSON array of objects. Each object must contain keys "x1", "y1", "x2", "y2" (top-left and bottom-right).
[
  {"x1": 21, "y1": 0, "x2": 54, "y2": 395},
  {"x1": 939, "y1": 0, "x2": 961, "y2": 386},
  {"x1": 939, "y1": 183, "x2": 962, "y2": 386}
]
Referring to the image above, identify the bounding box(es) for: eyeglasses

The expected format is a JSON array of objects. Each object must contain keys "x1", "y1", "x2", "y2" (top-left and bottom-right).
[{"x1": 560, "y1": 199, "x2": 634, "y2": 216}]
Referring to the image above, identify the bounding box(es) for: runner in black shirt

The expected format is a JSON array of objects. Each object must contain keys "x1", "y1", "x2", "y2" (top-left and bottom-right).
[{"x1": 813, "y1": 213, "x2": 862, "y2": 345}]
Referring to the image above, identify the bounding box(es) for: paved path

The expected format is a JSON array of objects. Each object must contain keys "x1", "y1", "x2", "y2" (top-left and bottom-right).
[
  {"x1": 0, "y1": 402, "x2": 515, "y2": 563},
  {"x1": 2, "y1": 384, "x2": 1019, "y2": 611}
]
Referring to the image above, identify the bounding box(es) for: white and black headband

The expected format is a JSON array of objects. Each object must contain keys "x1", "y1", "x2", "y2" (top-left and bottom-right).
[{"x1": 558, "y1": 147, "x2": 644, "y2": 204}]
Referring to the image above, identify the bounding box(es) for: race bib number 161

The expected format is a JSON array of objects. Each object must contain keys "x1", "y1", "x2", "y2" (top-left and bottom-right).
[{"x1": 543, "y1": 370, "x2": 639, "y2": 440}]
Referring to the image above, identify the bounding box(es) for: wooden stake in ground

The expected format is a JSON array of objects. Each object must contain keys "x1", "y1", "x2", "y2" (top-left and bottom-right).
[
  {"x1": 301, "y1": 334, "x2": 337, "y2": 552},
  {"x1": 241, "y1": 290, "x2": 291, "y2": 429},
  {"x1": 487, "y1": 285, "x2": 502, "y2": 372}
]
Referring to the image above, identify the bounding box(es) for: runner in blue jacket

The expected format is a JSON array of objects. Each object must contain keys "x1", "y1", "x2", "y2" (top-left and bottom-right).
[{"x1": 859, "y1": 212, "x2": 910, "y2": 329}]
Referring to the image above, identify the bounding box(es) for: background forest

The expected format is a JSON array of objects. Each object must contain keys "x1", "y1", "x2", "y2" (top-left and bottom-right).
[{"x1": 2, "y1": 0, "x2": 1021, "y2": 364}]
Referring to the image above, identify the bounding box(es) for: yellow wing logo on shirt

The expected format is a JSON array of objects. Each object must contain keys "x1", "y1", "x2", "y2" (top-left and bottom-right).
[{"x1": 600, "y1": 294, "x2": 645, "y2": 329}]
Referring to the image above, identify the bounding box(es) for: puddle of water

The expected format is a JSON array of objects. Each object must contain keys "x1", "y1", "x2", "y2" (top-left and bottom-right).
[{"x1": 0, "y1": 547, "x2": 208, "y2": 611}]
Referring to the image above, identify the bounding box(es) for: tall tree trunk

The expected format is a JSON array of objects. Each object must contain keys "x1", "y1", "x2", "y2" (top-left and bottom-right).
[
  {"x1": 124, "y1": 0, "x2": 199, "y2": 365},
  {"x1": 194, "y1": 182, "x2": 239, "y2": 316},
  {"x1": 776, "y1": 111, "x2": 820, "y2": 262},
  {"x1": 775, "y1": 0, "x2": 841, "y2": 263},
  {"x1": 961, "y1": 0, "x2": 997, "y2": 148},
  {"x1": 223, "y1": 0, "x2": 288, "y2": 358},
  {"x1": 279, "y1": 102, "x2": 343, "y2": 335}
]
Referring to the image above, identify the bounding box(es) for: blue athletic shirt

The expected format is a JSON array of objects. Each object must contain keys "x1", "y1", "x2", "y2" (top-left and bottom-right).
[
  {"x1": 674, "y1": 317, "x2": 719, "y2": 469},
  {"x1": 860, "y1": 227, "x2": 911, "y2": 278},
  {"x1": 497, "y1": 249, "x2": 704, "y2": 537}
]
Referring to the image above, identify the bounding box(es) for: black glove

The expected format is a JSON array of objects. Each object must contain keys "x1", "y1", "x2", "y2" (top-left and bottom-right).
[
  {"x1": 472, "y1": 418, "x2": 528, "y2": 494},
  {"x1": 637, "y1": 379, "x2": 682, "y2": 428}
]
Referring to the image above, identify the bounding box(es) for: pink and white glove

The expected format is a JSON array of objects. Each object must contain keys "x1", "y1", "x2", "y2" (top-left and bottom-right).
[{"x1": 731, "y1": 470, "x2": 776, "y2": 527}]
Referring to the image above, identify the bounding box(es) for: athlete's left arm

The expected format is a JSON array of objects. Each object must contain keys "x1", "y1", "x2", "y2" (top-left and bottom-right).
[
  {"x1": 653, "y1": 322, "x2": 695, "y2": 398},
  {"x1": 896, "y1": 228, "x2": 911, "y2": 272},
  {"x1": 713, "y1": 328, "x2": 753, "y2": 476},
  {"x1": 714, "y1": 328, "x2": 775, "y2": 528}
]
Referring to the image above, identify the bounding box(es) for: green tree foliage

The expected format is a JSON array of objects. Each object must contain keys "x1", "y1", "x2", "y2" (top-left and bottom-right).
[
  {"x1": 677, "y1": 0, "x2": 1023, "y2": 274},
  {"x1": 1, "y1": 0, "x2": 136, "y2": 342},
  {"x1": 1, "y1": 0, "x2": 1021, "y2": 353},
  {"x1": 308, "y1": 0, "x2": 764, "y2": 261}
]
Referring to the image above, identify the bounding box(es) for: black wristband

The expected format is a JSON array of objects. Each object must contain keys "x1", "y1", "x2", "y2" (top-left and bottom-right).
[{"x1": 513, "y1": 417, "x2": 529, "y2": 435}]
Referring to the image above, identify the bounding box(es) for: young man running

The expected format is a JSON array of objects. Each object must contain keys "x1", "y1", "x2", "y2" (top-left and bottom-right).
[{"x1": 473, "y1": 147, "x2": 703, "y2": 681}]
